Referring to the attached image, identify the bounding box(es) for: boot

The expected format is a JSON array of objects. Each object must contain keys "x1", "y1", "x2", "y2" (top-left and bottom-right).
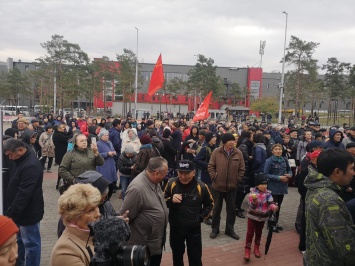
[
  {"x1": 254, "y1": 244, "x2": 261, "y2": 258},
  {"x1": 244, "y1": 248, "x2": 251, "y2": 262},
  {"x1": 236, "y1": 210, "x2": 245, "y2": 218}
]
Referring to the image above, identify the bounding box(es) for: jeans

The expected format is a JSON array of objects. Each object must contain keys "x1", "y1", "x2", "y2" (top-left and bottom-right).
[
  {"x1": 120, "y1": 175, "x2": 131, "y2": 200},
  {"x1": 16, "y1": 223, "x2": 41, "y2": 266},
  {"x1": 40, "y1": 156, "x2": 53, "y2": 170}
]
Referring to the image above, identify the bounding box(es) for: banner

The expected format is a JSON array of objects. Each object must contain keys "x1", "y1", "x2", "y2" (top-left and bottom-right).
[
  {"x1": 147, "y1": 54, "x2": 164, "y2": 96},
  {"x1": 193, "y1": 91, "x2": 212, "y2": 122}
]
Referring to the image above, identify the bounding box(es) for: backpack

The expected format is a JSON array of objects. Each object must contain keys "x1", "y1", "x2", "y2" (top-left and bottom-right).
[{"x1": 196, "y1": 145, "x2": 212, "y2": 162}]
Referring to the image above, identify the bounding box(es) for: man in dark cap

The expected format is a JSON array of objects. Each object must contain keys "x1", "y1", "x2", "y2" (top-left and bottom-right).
[
  {"x1": 208, "y1": 133, "x2": 245, "y2": 240},
  {"x1": 164, "y1": 160, "x2": 214, "y2": 266}
]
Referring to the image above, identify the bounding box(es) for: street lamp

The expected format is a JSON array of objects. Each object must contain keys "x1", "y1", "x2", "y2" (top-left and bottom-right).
[
  {"x1": 134, "y1": 27, "x2": 138, "y2": 117},
  {"x1": 278, "y1": 11, "x2": 288, "y2": 124}
]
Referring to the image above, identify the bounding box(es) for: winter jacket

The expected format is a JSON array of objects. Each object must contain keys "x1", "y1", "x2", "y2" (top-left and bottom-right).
[
  {"x1": 238, "y1": 139, "x2": 254, "y2": 177},
  {"x1": 171, "y1": 129, "x2": 182, "y2": 153},
  {"x1": 132, "y1": 144, "x2": 160, "y2": 177},
  {"x1": 53, "y1": 130, "x2": 73, "y2": 165},
  {"x1": 51, "y1": 226, "x2": 93, "y2": 266},
  {"x1": 117, "y1": 152, "x2": 137, "y2": 176},
  {"x1": 58, "y1": 148, "x2": 104, "y2": 183},
  {"x1": 39, "y1": 131, "x2": 55, "y2": 157},
  {"x1": 164, "y1": 177, "x2": 214, "y2": 228},
  {"x1": 96, "y1": 140, "x2": 117, "y2": 183},
  {"x1": 252, "y1": 143, "x2": 267, "y2": 174},
  {"x1": 194, "y1": 142, "x2": 215, "y2": 184},
  {"x1": 264, "y1": 155, "x2": 292, "y2": 195},
  {"x1": 324, "y1": 129, "x2": 345, "y2": 149},
  {"x1": 304, "y1": 165, "x2": 355, "y2": 266},
  {"x1": 108, "y1": 127, "x2": 122, "y2": 155},
  {"x1": 208, "y1": 146, "x2": 245, "y2": 192},
  {"x1": 297, "y1": 140, "x2": 311, "y2": 161},
  {"x1": 161, "y1": 137, "x2": 177, "y2": 169},
  {"x1": 4, "y1": 150, "x2": 44, "y2": 226},
  {"x1": 119, "y1": 171, "x2": 168, "y2": 256},
  {"x1": 247, "y1": 187, "x2": 277, "y2": 222},
  {"x1": 342, "y1": 134, "x2": 355, "y2": 147}
]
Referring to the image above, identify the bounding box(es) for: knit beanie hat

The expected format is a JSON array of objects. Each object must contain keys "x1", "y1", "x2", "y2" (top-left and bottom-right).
[
  {"x1": 221, "y1": 133, "x2": 235, "y2": 144},
  {"x1": 0, "y1": 216, "x2": 19, "y2": 246},
  {"x1": 140, "y1": 134, "x2": 152, "y2": 145},
  {"x1": 254, "y1": 174, "x2": 268, "y2": 187},
  {"x1": 205, "y1": 132, "x2": 216, "y2": 143}
]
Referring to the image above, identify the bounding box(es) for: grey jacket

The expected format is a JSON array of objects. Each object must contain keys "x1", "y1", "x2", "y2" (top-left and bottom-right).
[{"x1": 119, "y1": 171, "x2": 168, "y2": 256}]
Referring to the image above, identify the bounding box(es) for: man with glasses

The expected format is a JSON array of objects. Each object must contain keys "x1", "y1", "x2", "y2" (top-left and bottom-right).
[{"x1": 164, "y1": 160, "x2": 214, "y2": 266}]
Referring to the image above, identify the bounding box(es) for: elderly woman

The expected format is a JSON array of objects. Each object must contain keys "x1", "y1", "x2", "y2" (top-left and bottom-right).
[
  {"x1": 121, "y1": 129, "x2": 141, "y2": 154},
  {"x1": 96, "y1": 129, "x2": 117, "y2": 199},
  {"x1": 0, "y1": 215, "x2": 19, "y2": 266},
  {"x1": 51, "y1": 184, "x2": 101, "y2": 265},
  {"x1": 39, "y1": 125, "x2": 55, "y2": 173},
  {"x1": 58, "y1": 134, "x2": 104, "y2": 189}
]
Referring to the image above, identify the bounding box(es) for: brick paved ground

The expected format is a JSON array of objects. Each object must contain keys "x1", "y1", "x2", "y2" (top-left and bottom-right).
[{"x1": 40, "y1": 165, "x2": 303, "y2": 265}]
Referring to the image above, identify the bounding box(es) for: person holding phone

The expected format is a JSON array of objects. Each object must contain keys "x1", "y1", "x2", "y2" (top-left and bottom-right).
[{"x1": 59, "y1": 134, "x2": 104, "y2": 187}]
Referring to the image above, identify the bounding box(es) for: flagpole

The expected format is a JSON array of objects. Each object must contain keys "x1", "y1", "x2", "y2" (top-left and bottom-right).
[{"x1": 134, "y1": 27, "x2": 138, "y2": 117}]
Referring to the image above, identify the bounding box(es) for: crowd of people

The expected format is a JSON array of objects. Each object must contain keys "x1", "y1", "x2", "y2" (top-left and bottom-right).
[{"x1": 2, "y1": 111, "x2": 355, "y2": 265}]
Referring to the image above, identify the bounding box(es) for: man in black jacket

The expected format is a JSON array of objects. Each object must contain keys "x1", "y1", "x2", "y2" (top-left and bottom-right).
[
  {"x1": 164, "y1": 160, "x2": 214, "y2": 266},
  {"x1": 3, "y1": 138, "x2": 44, "y2": 266}
]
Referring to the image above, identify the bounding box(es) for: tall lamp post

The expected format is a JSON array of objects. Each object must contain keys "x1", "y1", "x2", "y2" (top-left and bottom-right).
[
  {"x1": 134, "y1": 27, "x2": 138, "y2": 117},
  {"x1": 278, "y1": 11, "x2": 288, "y2": 124}
]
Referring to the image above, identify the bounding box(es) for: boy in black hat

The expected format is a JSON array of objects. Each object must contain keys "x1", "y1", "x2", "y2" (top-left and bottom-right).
[{"x1": 164, "y1": 160, "x2": 214, "y2": 266}]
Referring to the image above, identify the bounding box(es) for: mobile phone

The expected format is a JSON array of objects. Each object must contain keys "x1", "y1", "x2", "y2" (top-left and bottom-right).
[{"x1": 91, "y1": 137, "x2": 97, "y2": 145}]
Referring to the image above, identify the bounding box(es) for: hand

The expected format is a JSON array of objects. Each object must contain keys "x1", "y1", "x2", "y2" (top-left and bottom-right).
[
  {"x1": 251, "y1": 193, "x2": 257, "y2": 200},
  {"x1": 274, "y1": 206, "x2": 279, "y2": 211},
  {"x1": 172, "y1": 194, "x2": 182, "y2": 203},
  {"x1": 91, "y1": 143, "x2": 98, "y2": 153},
  {"x1": 118, "y1": 210, "x2": 129, "y2": 223},
  {"x1": 280, "y1": 176, "x2": 289, "y2": 183}
]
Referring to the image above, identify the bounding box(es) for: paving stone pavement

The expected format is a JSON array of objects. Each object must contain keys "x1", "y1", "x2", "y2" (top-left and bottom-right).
[{"x1": 40, "y1": 166, "x2": 303, "y2": 265}]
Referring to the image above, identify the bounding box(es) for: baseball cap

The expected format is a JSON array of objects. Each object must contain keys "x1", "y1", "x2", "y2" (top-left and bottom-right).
[{"x1": 176, "y1": 160, "x2": 195, "y2": 172}]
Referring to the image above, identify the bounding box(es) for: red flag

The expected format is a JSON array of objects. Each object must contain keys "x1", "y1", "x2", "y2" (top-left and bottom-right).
[
  {"x1": 193, "y1": 91, "x2": 212, "y2": 122},
  {"x1": 147, "y1": 54, "x2": 164, "y2": 96}
]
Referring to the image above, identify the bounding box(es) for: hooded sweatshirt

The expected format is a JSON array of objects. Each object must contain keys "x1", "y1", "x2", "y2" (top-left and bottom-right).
[
  {"x1": 304, "y1": 165, "x2": 355, "y2": 265},
  {"x1": 324, "y1": 129, "x2": 345, "y2": 149}
]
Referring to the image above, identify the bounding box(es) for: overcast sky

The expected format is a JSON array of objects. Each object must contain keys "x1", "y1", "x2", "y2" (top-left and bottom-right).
[{"x1": 1, "y1": 0, "x2": 354, "y2": 73}]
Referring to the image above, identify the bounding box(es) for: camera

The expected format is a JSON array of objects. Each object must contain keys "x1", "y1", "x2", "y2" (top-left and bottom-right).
[{"x1": 89, "y1": 217, "x2": 150, "y2": 266}]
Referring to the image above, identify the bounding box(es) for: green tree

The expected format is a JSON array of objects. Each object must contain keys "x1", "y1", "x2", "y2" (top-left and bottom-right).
[
  {"x1": 187, "y1": 54, "x2": 224, "y2": 110},
  {"x1": 322, "y1": 57, "x2": 351, "y2": 124},
  {"x1": 116, "y1": 49, "x2": 138, "y2": 116},
  {"x1": 37, "y1": 34, "x2": 90, "y2": 112},
  {"x1": 250, "y1": 97, "x2": 279, "y2": 114},
  {"x1": 284, "y1": 35, "x2": 319, "y2": 115},
  {"x1": 0, "y1": 68, "x2": 31, "y2": 108}
]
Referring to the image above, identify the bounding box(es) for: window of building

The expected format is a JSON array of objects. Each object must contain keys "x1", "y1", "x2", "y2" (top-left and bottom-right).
[{"x1": 250, "y1": 81, "x2": 260, "y2": 99}]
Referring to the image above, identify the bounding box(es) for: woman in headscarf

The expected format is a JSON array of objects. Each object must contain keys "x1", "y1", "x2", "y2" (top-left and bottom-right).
[{"x1": 121, "y1": 129, "x2": 141, "y2": 154}]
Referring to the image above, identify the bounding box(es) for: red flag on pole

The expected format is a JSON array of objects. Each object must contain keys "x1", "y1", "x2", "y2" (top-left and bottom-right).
[
  {"x1": 193, "y1": 91, "x2": 212, "y2": 122},
  {"x1": 147, "y1": 54, "x2": 164, "y2": 96}
]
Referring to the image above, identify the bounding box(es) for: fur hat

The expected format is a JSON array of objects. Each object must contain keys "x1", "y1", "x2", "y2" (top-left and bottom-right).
[{"x1": 0, "y1": 216, "x2": 19, "y2": 246}]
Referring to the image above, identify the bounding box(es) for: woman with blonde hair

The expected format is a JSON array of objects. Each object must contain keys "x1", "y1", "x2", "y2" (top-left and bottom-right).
[{"x1": 51, "y1": 183, "x2": 101, "y2": 266}]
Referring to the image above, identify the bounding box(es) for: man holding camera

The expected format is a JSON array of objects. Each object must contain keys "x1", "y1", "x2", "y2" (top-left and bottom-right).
[{"x1": 164, "y1": 160, "x2": 214, "y2": 266}]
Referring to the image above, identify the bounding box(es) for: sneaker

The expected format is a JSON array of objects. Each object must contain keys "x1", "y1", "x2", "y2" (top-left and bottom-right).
[
  {"x1": 276, "y1": 224, "x2": 283, "y2": 231},
  {"x1": 272, "y1": 226, "x2": 280, "y2": 233}
]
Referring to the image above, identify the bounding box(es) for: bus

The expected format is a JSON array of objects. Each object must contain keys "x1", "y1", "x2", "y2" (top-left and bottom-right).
[
  {"x1": 1, "y1": 105, "x2": 30, "y2": 116},
  {"x1": 34, "y1": 105, "x2": 52, "y2": 114}
]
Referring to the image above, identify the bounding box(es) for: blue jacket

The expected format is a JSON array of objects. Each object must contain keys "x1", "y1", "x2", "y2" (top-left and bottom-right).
[
  {"x1": 252, "y1": 143, "x2": 267, "y2": 174},
  {"x1": 194, "y1": 142, "x2": 215, "y2": 184},
  {"x1": 264, "y1": 155, "x2": 292, "y2": 195},
  {"x1": 108, "y1": 127, "x2": 122, "y2": 155}
]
